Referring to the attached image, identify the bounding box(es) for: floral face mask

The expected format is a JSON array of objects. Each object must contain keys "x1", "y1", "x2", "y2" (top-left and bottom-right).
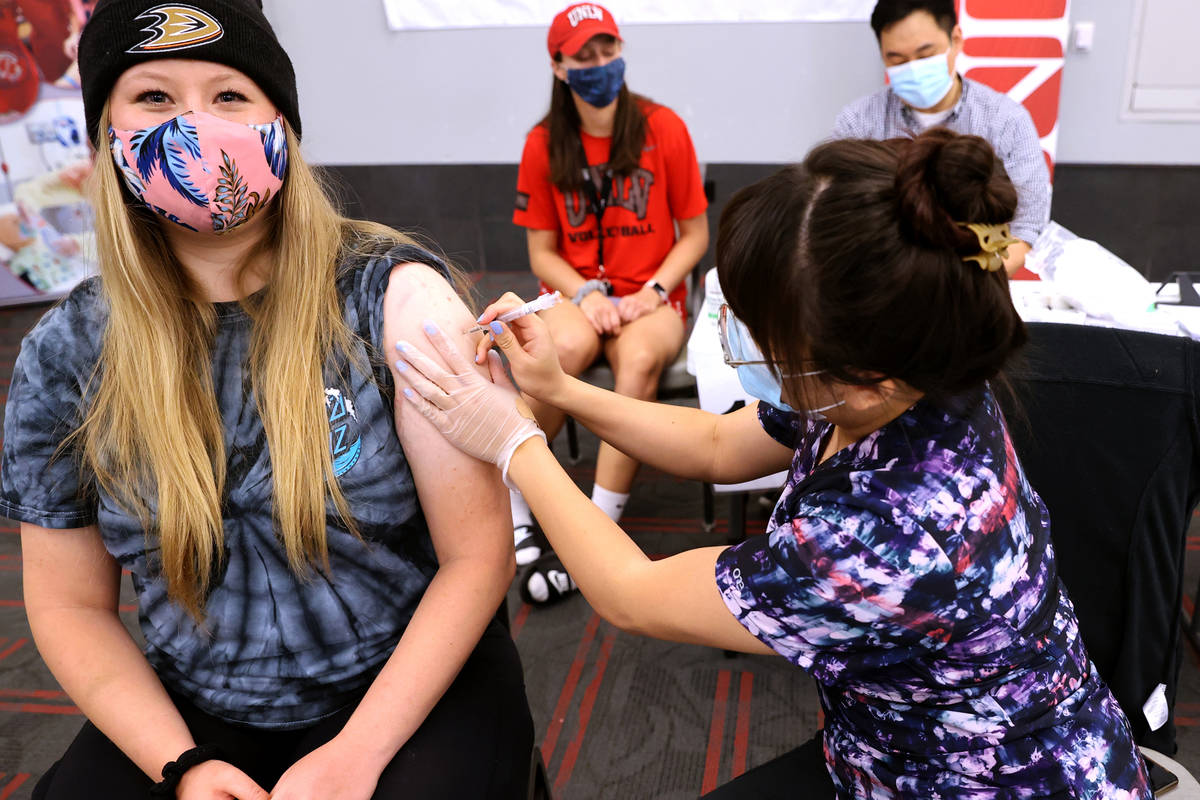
[{"x1": 109, "y1": 111, "x2": 288, "y2": 234}]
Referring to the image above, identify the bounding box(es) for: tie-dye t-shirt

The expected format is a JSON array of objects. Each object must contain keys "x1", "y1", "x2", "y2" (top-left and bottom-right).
[
  {"x1": 715, "y1": 391, "x2": 1151, "y2": 799},
  {"x1": 1, "y1": 243, "x2": 448, "y2": 729}
]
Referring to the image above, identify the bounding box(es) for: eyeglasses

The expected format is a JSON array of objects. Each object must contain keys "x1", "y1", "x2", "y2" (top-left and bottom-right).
[
  {"x1": 717, "y1": 304, "x2": 826, "y2": 378},
  {"x1": 718, "y1": 304, "x2": 768, "y2": 367}
]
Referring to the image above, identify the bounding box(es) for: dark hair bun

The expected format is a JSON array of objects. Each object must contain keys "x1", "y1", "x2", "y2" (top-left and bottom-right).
[{"x1": 894, "y1": 128, "x2": 1019, "y2": 255}]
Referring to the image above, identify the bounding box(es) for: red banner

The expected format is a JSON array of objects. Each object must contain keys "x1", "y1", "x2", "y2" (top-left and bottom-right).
[{"x1": 956, "y1": 0, "x2": 1070, "y2": 180}]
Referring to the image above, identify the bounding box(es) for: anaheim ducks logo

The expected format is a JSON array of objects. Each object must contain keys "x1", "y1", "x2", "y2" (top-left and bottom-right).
[{"x1": 127, "y1": 4, "x2": 224, "y2": 54}]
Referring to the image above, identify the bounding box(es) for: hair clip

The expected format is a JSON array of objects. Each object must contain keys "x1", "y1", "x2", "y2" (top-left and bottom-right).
[{"x1": 957, "y1": 222, "x2": 1020, "y2": 272}]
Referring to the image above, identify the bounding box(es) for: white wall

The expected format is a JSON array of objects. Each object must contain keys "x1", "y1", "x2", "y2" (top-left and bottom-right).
[
  {"x1": 1057, "y1": 0, "x2": 1200, "y2": 164},
  {"x1": 263, "y1": 0, "x2": 1200, "y2": 166}
]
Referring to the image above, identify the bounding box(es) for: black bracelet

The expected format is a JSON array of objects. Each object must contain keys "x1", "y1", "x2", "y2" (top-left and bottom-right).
[
  {"x1": 150, "y1": 744, "x2": 225, "y2": 799},
  {"x1": 644, "y1": 280, "x2": 670, "y2": 304}
]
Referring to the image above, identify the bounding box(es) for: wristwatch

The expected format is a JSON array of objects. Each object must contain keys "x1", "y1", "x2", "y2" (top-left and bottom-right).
[
  {"x1": 644, "y1": 279, "x2": 670, "y2": 304},
  {"x1": 572, "y1": 278, "x2": 612, "y2": 305}
]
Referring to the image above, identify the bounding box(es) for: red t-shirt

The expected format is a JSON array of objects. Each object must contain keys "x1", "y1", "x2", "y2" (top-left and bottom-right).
[{"x1": 513, "y1": 102, "x2": 708, "y2": 306}]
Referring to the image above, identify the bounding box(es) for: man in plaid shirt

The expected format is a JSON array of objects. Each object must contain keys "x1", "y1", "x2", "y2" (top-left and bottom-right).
[{"x1": 834, "y1": 0, "x2": 1050, "y2": 274}]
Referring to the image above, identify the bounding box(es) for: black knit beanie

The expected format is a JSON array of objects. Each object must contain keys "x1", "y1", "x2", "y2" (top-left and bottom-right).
[{"x1": 78, "y1": 0, "x2": 300, "y2": 146}]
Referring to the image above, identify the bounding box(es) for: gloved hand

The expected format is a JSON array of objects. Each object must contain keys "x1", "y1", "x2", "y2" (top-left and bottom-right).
[
  {"x1": 473, "y1": 291, "x2": 570, "y2": 403},
  {"x1": 394, "y1": 320, "x2": 546, "y2": 489}
]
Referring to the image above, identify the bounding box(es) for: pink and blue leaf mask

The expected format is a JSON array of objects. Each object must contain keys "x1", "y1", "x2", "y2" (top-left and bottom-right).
[{"x1": 109, "y1": 111, "x2": 288, "y2": 234}]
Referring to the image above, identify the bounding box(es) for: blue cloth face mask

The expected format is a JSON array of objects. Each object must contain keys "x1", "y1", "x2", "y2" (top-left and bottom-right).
[
  {"x1": 718, "y1": 305, "x2": 845, "y2": 418},
  {"x1": 886, "y1": 50, "x2": 955, "y2": 110},
  {"x1": 566, "y1": 57, "x2": 626, "y2": 108}
]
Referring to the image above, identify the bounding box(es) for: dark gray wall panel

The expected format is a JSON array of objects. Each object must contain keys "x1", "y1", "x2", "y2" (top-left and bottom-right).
[{"x1": 324, "y1": 163, "x2": 1200, "y2": 282}]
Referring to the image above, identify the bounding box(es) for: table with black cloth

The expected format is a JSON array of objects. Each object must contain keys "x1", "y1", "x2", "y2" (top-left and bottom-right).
[{"x1": 1001, "y1": 322, "x2": 1200, "y2": 755}]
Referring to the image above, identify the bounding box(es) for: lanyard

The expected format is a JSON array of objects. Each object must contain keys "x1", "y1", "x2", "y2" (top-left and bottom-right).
[{"x1": 578, "y1": 140, "x2": 614, "y2": 276}]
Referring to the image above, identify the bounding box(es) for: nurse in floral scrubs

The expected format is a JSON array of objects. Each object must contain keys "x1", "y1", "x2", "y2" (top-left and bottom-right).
[{"x1": 395, "y1": 128, "x2": 1152, "y2": 799}]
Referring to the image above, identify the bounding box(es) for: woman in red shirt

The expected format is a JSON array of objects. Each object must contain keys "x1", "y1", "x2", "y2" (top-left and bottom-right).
[{"x1": 512, "y1": 2, "x2": 709, "y2": 603}]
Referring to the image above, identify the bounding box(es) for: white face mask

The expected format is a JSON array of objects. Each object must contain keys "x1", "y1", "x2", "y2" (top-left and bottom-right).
[{"x1": 886, "y1": 50, "x2": 955, "y2": 110}]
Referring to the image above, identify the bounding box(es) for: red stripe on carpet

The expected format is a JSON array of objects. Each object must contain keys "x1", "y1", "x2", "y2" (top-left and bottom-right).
[
  {"x1": 541, "y1": 611, "x2": 601, "y2": 764},
  {"x1": 0, "y1": 689, "x2": 68, "y2": 700},
  {"x1": 619, "y1": 515, "x2": 729, "y2": 527},
  {"x1": 702, "y1": 669, "x2": 733, "y2": 794},
  {"x1": 1182, "y1": 594, "x2": 1200, "y2": 670},
  {"x1": 0, "y1": 638, "x2": 26, "y2": 661},
  {"x1": 0, "y1": 774, "x2": 30, "y2": 800},
  {"x1": 554, "y1": 626, "x2": 618, "y2": 793},
  {"x1": 731, "y1": 672, "x2": 754, "y2": 779},
  {"x1": 0, "y1": 701, "x2": 81, "y2": 715},
  {"x1": 510, "y1": 602, "x2": 531, "y2": 640}
]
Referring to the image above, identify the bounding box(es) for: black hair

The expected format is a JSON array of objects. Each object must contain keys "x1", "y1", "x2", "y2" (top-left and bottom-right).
[
  {"x1": 716, "y1": 129, "x2": 1025, "y2": 412},
  {"x1": 870, "y1": 0, "x2": 957, "y2": 40}
]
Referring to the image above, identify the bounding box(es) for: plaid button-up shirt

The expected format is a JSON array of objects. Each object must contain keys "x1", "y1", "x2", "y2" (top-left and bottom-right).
[{"x1": 833, "y1": 77, "x2": 1051, "y2": 244}]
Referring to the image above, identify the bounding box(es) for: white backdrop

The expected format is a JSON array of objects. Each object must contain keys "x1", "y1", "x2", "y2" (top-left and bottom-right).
[{"x1": 382, "y1": 0, "x2": 875, "y2": 30}]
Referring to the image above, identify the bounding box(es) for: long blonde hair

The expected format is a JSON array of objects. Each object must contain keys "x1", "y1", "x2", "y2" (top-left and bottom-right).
[{"x1": 80, "y1": 106, "x2": 432, "y2": 618}]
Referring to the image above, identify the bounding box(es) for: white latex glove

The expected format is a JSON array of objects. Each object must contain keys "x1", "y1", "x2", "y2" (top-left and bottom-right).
[{"x1": 394, "y1": 320, "x2": 546, "y2": 489}]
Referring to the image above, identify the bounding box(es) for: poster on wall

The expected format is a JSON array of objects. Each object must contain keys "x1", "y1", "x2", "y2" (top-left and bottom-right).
[
  {"x1": 0, "y1": 0, "x2": 95, "y2": 308},
  {"x1": 382, "y1": 0, "x2": 877, "y2": 30}
]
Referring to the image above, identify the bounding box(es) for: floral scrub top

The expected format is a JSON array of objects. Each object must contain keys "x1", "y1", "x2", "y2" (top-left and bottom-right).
[{"x1": 715, "y1": 389, "x2": 1151, "y2": 799}]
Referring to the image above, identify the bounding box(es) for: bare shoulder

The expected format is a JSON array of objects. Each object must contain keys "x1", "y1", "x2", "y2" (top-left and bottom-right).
[
  {"x1": 384, "y1": 261, "x2": 460, "y2": 306},
  {"x1": 383, "y1": 262, "x2": 474, "y2": 339},
  {"x1": 381, "y1": 262, "x2": 484, "y2": 379}
]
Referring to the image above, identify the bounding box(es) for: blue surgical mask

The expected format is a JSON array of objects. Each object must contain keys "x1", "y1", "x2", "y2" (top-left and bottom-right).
[
  {"x1": 736, "y1": 362, "x2": 845, "y2": 419},
  {"x1": 718, "y1": 304, "x2": 845, "y2": 417},
  {"x1": 886, "y1": 50, "x2": 955, "y2": 110},
  {"x1": 736, "y1": 362, "x2": 797, "y2": 414},
  {"x1": 566, "y1": 57, "x2": 626, "y2": 108}
]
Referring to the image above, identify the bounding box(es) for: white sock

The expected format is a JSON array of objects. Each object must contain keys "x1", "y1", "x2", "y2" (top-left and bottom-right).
[
  {"x1": 510, "y1": 488, "x2": 533, "y2": 530},
  {"x1": 591, "y1": 484, "x2": 630, "y2": 522}
]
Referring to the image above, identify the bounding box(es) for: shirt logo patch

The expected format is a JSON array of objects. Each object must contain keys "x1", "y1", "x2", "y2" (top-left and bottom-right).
[
  {"x1": 325, "y1": 388, "x2": 362, "y2": 477},
  {"x1": 515, "y1": 191, "x2": 530, "y2": 212},
  {"x1": 127, "y1": 4, "x2": 224, "y2": 54},
  {"x1": 564, "y1": 164, "x2": 655, "y2": 227}
]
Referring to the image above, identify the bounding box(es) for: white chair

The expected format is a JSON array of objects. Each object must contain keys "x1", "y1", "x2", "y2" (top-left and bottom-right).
[
  {"x1": 687, "y1": 267, "x2": 786, "y2": 540},
  {"x1": 1141, "y1": 747, "x2": 1200, "y2": 798}
]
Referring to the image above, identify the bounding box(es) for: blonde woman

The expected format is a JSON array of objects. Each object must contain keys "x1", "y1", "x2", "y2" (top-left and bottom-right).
[{"x1": 1, "y1": 1, "x2": 532, "y2": 798}]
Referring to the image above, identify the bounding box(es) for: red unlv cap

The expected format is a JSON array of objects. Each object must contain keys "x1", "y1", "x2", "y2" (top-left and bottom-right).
[{"x1": 547, "y1": 3, "x2": 621, "y2": 58}]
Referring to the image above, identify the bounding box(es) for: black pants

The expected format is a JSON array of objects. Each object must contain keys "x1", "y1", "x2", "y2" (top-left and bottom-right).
[
  {"x1": 33, "y1": 620, "x2": 533, "y2": 799},
  {"x1": 701, "y1": 735, "x2": 834, "y2": 799}
]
